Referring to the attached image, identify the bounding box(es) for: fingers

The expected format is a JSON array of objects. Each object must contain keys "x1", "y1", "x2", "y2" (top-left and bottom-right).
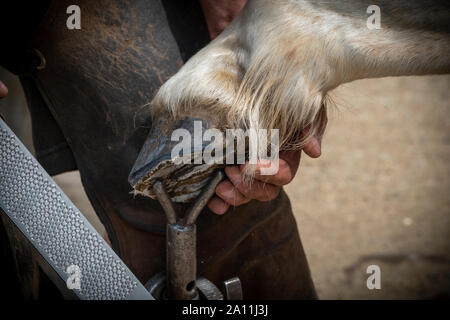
[
  {"x1": 207, "y1": 114, "x2": 327, "y2": 215},
  {"x1": 251, "y1": 150, "x2": 301, "y2": 186},
  {"x1": 207, "y1": 165, "x2": 282, "y2": 215},
  {"x1": 303, "y1": 108, "x2": 328, "y2": 158},
  {"x1": 208, "y1": 175, "x2": 250, "y2": 215},
  {"x1": 216, "y1": 178, "x2": 251, "y2": 205},
  {"x1": 208, "y1": 151, "x2": 299, "y2": 214},
  {"x1": 303, "y1": 136, "x2": 322, "y2": 158},
  {"x1": 0, "y1": 80, "x2": 8, "y2": 98},
  {"x1": 207, "y1": 195, "x2": 229, "y2": 215},
  {"x1": 223, "y1": 166, "x2": 280, "y2": 201}
]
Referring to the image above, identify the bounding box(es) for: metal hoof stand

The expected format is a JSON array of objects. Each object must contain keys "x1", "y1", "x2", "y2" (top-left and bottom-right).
[{"x1": 149, "y1": 172, "x2": 243, "y2": 300}]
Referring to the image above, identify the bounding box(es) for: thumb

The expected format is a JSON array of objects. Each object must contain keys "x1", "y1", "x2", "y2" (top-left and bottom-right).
[{"x1": 303, "y1": 135, "x2": 322, "y2": 158}]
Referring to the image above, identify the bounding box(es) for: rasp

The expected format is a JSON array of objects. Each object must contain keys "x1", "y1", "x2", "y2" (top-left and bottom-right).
[{"x1": 0, "y1": 117, "x2": 153, "y2": 300}]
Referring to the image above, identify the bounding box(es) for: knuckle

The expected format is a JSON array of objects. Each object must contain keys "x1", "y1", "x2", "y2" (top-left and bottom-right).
[{"x1": 236, "y1": 182, "x2": 252, "y2": 196}]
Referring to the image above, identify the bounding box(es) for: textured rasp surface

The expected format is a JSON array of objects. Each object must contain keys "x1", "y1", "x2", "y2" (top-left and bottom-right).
[{"x1": 0, "y1": 119, "x2": 152, "y2": 300}]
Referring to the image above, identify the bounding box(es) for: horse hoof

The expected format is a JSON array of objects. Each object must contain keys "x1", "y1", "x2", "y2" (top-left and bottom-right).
[{"x1": 128, "y1": 117, "x2": 223, "y2": 203}]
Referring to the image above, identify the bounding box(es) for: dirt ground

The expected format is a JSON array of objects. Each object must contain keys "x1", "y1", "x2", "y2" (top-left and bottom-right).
[
  {"x1": 1, "y1": 68, "x2": 449, "y2": 299},
  {"x1": 285, "y1": 75, "x2": 450, "y2": 299}
]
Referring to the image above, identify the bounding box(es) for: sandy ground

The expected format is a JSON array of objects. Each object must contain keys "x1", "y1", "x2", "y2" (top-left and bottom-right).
[
  {"x1": 1, "y1": 68, "x2": 449, "y2": 299},
  {"x1": 285, "y1": 75, "x2": 450, "y2": 299}
]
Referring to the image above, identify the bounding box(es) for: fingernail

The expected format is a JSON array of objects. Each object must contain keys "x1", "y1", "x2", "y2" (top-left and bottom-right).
[
  {"x1": 221, "y1": 186, "x2": 234, "y2": 197},
  {"x1": 216, "y1": 181, "x2": 231, "y2": 196},
  {"x1": 216, "y1": 183, "x2": 226, "y2": 194}
]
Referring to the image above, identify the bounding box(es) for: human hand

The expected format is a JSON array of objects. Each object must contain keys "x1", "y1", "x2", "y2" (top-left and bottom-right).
[{"x1": 207, "y1": 128, "x2": 325, "y2": 215}]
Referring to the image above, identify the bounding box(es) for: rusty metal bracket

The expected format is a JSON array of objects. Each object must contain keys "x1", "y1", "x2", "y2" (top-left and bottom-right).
[
  {"x1": 150, "y1": 170, "x2": 243, "y2": 300},
  {"x1": 183, "y1": 171, "x2": 224, "y2": 226}
]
